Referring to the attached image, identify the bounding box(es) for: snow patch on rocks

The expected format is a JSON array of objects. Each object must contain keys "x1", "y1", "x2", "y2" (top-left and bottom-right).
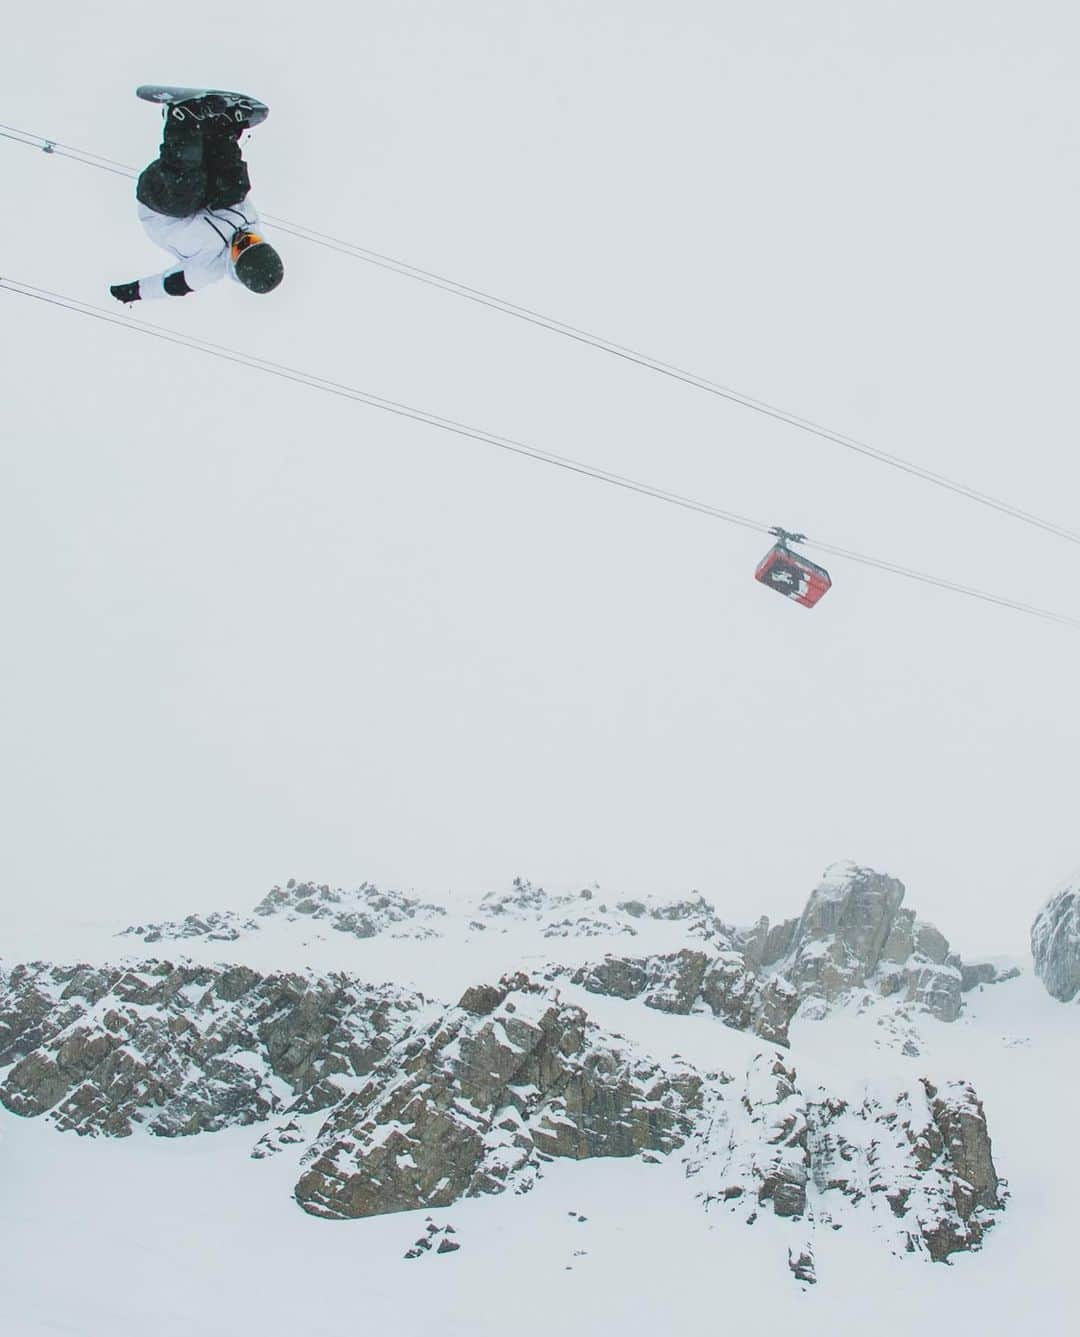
[{"x1": 687, "y1": 1049, "x2": 1003, "y2": 1271}]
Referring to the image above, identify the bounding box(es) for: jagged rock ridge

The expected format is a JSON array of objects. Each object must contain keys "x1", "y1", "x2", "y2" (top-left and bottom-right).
[
  {"x1": 119, "y1": 879, "x2": 446, "y2": 945},
  {"x1": 564, "y1": 863, "x2": 1000, "y2": 1041}
]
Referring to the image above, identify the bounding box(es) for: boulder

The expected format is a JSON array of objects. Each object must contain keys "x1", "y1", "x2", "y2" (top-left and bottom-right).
[{"x1": 1031, "y1": 882, "x2": 1080, "y2": 1002}]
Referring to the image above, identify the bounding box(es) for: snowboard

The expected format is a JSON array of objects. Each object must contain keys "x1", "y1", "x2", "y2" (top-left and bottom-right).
[{"x1": 136, "y1": 85, "x2": 269, "y2": 127}]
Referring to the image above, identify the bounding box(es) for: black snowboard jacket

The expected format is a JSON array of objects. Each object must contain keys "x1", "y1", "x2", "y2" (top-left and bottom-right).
[{"x1": 136, "y1": 114, "x2": 251, "y2": 218}]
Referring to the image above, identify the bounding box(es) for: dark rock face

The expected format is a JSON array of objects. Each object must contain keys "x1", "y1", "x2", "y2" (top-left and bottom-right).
[
  {"x1": 920, "y1": 1082, "x2": 1000, "y2": 1259},
  {"x1": 0, "y1": 962, "x2": 418, "y2": 1136},
  {"x1": 570, "y1": 950, "x2": 798, "y2": 1045},
  {"x1": 0, "y1": 963, "x2": 105, "y2": 1069},
  {"x1": 1031, "y1": 885, "x2": 1080, "y2": 1002},
  {"x1": 457, "y1": 982, "x2": 509, "y2": 1016},
  {"x1": 571, "y1": 950, "x2": 708, "y2": 1014},
  {"x1": 294, "y1": 980, "x2": 703, "y2": 1220},
  {"x1": 700, "y1": 957, "x2": 798, "y2": 1045}
]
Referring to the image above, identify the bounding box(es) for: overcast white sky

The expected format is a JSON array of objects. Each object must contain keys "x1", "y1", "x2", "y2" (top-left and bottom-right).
[{"x1": 3, "y1": 0, "x2": 1078, "y2": 956}]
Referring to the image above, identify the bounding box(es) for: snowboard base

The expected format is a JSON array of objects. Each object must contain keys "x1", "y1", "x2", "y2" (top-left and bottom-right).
[{"x1": 136, "y1": 85, "x2": 269, "y2": 127}]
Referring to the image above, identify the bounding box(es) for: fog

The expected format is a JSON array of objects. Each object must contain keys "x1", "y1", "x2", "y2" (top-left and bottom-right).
[{"x1": 3, "y1": 0, "x2": 1078, "y2": 956}]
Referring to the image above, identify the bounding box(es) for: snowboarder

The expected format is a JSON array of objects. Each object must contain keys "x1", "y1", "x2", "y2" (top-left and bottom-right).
[{"x1": 110, "y1": 93, "x2": 283, "y2": 303}]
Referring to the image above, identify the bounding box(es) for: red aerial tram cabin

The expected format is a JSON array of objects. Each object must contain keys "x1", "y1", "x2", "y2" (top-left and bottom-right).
[{"x1": 755, "y1": 529, "x2": 832, "y2": 608}]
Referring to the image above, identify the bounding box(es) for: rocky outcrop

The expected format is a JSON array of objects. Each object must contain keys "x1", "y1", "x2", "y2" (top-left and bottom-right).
[
  {"x1": 570, "y1": 949, "x2": 797, "y2": 1045},
  {"x1": 478, "y1": 876, "x2": 556, "y2": 919},
  {"x1": 475, "y1": 879, "x2": 638, "y2": 937},
  {"x1": 960, "y1": 960, "x2": 1021, "y2": 992},
  {"x1": 1031, "y1": 882, "x2": 1080, "y2": 1002},
  {"x1": 690, "y1": 1051, "x2": 1002, "y2": 1265},
  {"x1": 119, "y1": 910, "x2": 257, "y2": 944},
  {"x1": 0, "y1": 950, "x2": 1006, "y2": 1273},
  {"x1": 565, "y1": 863, "x2": 975, "y2": 1037},
  {"x1": 571, "y1": 950, "x2": 709, "y2": 1010},
  {"x1": 566, "y1": 862, "x2": 979, "y2": 1037},
  {"x1": 253, "y1": 880, "x2": 446, "y2": 939},
  {"x1": 404, "y1": 1220, "x2": 461, "y2": 1260},
  {"x1": 0, "y1": 961, "x2": 419, "y2": 1135},
  {"x1": 478, "y1": 879, "x2": 730, "y2": 943},
  {"x1": 764, "y1": 863, "x2": 964, "y2": 1022},
  {"x1": 294, "y1": 978, "x2": 703, "y2": 1219},
  {"x1": 118, "y1": 879, "x2": 446, "y2": 945}
]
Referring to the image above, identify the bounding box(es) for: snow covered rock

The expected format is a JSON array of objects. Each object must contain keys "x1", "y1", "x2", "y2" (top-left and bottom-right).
[
  {"x1": 253, "y1": 879, "x2": 446, "y2": 939},
  {"x1": 251, "y1": 1118, "x2": 308, "y2": 1159},
  {"x1": 118, "y1": 879, "x2": 447, "y2": 946},
  {"x1": 478, "y1": 876, "x2": 556, "y2": 920},
  {"x1": 118, "y1": 910, "x2": 257, "y2": 944},
  {"x1": 570, "y1": 949, "x2": 797, "y2": 1044},
  {"x1": 293, "y1": 977, "x2": 703, "y2": 1219},
  {"x1": 770, "y1": 863, "x2": 963, "y2": 1021},
  {"x1": 563, "y1": 863, "x2": 974, "y2": 1036},
  {"x1": 960, "y1": 960, "x2": 1021, "y2": 992},
  {"x1": 571, "y1": 949, "x2": 710, "y2": 1011},
  {"x1": 477, "y1": 878, "x2": 729, "y2": 942},
  {"x1": 1031, "y1": 880, "x2": 1080, "y2": 1002},
  {"x1": 0, "y1": 961, "x2": 419, "y2": 1135},
  {"x1": 689, "y1": 1051, "x2": 1002, "y2": 1265}
]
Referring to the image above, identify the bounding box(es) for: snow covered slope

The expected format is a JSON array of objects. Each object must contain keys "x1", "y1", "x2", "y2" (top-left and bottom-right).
[{"x1": 0, "y1": 862, "x2": 1072, "y2": 1334}]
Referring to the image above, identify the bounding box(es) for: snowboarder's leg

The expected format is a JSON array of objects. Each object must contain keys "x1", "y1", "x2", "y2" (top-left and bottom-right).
[
  {"x1": 201, "y1": 122, "x2": 251, "y2": 210},
  {"x1": 135, "y1": 102, "x2": 215, "y2": 218}
]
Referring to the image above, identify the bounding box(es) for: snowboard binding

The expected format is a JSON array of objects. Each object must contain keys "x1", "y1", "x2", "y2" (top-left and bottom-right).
[
  {"x1": 169, "y1": 96, "x2": 259, "y2": 130},
  {"x1": 137, "y1": 85, "x2": 270, "y2": 129}
]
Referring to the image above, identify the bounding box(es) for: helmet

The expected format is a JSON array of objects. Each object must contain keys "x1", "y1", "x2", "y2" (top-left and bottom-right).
[{"x1": 230, "y1": 230, "x2": 284, "y2": 294}]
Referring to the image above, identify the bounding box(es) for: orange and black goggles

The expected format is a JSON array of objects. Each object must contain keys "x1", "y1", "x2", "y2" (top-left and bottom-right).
[{"x1": 230, "y1": 229, "x2": 265, "y2": 262}]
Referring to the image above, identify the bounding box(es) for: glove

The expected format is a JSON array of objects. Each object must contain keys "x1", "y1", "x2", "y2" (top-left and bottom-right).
[{"x1": 110, "y1": 281, "x2": 141, "y2": 304}]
